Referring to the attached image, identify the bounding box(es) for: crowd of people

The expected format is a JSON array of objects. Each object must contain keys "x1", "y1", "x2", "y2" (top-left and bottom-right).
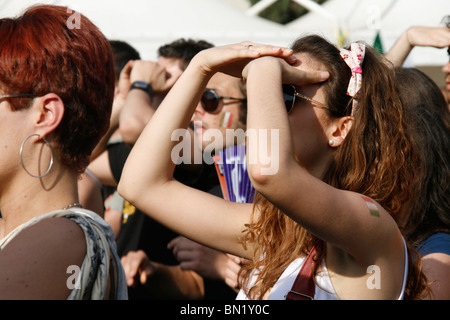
[{"x1": 0, "y1": 4, "x2": 448, "y2": 300}]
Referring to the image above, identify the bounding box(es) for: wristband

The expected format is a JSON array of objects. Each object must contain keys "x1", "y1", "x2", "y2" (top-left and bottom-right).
[{"x1": 130, "y1": 81, "x2": 153, "y2": 97}]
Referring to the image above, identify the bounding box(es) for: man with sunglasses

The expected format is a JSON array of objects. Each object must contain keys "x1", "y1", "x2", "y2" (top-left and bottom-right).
[
  {"x1": 96, "y1": 38, "x2": 243, "y2": 300},
  {"x1": 191, "y1": 72, "x2": 247, "y2": 153},
  {"x1": 120, "y1": 38, "x2": 214, "y2": 145},
  {"x1": 165, "y1": 71, "x2": 249, "y2": 297},
  {"x1": 121, "y1": 72, "x2": 249, "y2": 300}
]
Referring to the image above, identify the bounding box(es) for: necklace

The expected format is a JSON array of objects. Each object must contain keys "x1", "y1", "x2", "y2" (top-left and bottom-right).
[{"x1": 63, "y1": 202, "x2": 83, "y2": 210}]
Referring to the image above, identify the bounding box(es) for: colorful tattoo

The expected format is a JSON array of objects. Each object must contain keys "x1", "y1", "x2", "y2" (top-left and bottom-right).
[{"x1": 362, "y1": 196, "x2": 380, "y2": 217}]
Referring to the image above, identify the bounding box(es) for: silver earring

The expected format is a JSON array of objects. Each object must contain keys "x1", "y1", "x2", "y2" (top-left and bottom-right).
[
  {"x1": 329, "y1": 140, "x2": 334, "y2": 146},
  {"x1": 20, "y1": 134, "x2": 54, "y2": 178}
]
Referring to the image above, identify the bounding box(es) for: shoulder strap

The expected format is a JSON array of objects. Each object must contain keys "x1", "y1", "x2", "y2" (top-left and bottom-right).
[{"x1": 286, "y1": 245, "x2": 317, "y2": 300}]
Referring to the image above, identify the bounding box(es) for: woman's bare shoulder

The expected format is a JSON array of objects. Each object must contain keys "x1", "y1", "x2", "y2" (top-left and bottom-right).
[{"x1": 0, "y1": 217, "x2": 86, "y2": 299}]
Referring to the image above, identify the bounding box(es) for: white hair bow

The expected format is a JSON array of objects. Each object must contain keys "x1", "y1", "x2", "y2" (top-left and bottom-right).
[{"x1": 340, "y1": 43, "x2": 365, "y2": 116}]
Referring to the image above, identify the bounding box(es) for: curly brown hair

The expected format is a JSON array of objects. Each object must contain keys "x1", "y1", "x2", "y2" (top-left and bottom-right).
[{"x1": 239, "y1": 35, "x2": 429, "y2": 300}]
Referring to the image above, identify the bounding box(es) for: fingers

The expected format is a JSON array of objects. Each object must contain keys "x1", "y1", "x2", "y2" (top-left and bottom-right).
[
  {"x1": 120, "y1": 59, "x2": 134, "y2": 78},
  {"x1": 168, "y1": 237, "x2": 190, "y2": 262},
  {"x1": 224, "y1": 254, "x2": 243, "y2": 290},
  {"x1": 407, "y1": 26, "x2": 450, "y2": 48},
  {"x1": 296, "y1": 69, "x2": 330, "y2": 85},
  {"x1": 117, "y1": 60, "x2": 135, "y2": 97},
  {"x1": 130, "y1": 60, "x2": 163, "y2": 84},
  {"x1": 228, "y1": 41, "x2": 295, "y2": 66},
  {"x1": 166, "y1": 236, "x2": 179, "y2": 250},
  {"x1": 239, "y1": 41, "x2": 293, "y2": 57},
  {"x1": 168, "y1": 236, "x2": 203, "y2": 251},
  {"x1": 196, "y1": 41, "x2": 296, "y2": 77},
  {"x1": 120, "y1": 250, "x2": 151, "y2": 287},
  {"x1": 173, "y1": 247, "x2": 198, "y2": 266}
]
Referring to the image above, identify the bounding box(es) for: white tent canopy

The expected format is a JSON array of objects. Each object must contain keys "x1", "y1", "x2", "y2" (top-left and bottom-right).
[
  {"x1": 0, "y1": 0, "x2": 300, "y2": 59},
  {"x1": 286, "y1": 0, "x2": 450, "y2": 66}
]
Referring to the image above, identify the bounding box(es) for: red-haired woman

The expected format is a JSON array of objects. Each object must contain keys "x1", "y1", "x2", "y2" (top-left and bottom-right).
[
  {"x1": 118, "y1": 36, "x2": 429, "y2": 299},
  {"x1": 0, "y1": 5, "x2": 127, "y2": 299}
]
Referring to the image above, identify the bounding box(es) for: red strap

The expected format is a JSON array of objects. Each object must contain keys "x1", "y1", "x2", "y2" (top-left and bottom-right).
[{"x1": 285, "y1": 245, "x2": 317, "y2": 300}]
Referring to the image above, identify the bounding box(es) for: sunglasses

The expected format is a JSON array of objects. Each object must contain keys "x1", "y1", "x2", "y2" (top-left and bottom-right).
[
  {"x1": 200, "y1": 89, "x2": 246, "y2": 114},
  {"x1": 282, "y1": 84, "x2": 329, "y2": 113}
]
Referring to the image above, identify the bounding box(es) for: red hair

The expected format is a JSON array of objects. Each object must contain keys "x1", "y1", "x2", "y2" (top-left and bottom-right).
[{"x1": 0, "y1": 5, "x2": 115, "y2": 172}]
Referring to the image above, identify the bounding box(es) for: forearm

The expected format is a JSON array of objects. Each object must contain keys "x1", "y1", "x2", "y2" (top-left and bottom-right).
[
  {"x1": 119, "y1": 90, "x2": 155, "y2": 145},
  {"x1": 118, "y1": 59, "x2": 211, "y2": 200},
  {"x1": 245, "y1": 58, "x2": 295, "y2": 187},
  {"x1": 384, "y1": 26, "x2": 450, "y2": 67},
  {"x1": 385, "y1": 30, "x2": 412, "y2": 67}
]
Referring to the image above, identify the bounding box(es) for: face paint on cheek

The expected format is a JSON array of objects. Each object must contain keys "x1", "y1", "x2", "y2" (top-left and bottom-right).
[{"x1": 220, "y1": 112, "x2": 233, "y2": 129}]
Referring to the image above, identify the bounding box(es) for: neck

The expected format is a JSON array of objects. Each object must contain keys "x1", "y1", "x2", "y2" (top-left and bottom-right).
[
  {"x1": 300, "y1": 150, "x2": 334, "y2": 182},
  {"x1": 0, "y1": 167, "x2": 79, "y2": 238}
]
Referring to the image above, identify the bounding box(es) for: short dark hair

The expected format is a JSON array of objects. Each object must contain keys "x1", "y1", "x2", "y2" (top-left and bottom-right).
[
  {"x1": 109, "y1": 40, "x2": 141, "y2": 81},
  {"x1": 443, "y1": 15, "x2": 450, "y2": 28},
  {"x1": 158, "y1": 38, "x2": 214, "y2": 70}
]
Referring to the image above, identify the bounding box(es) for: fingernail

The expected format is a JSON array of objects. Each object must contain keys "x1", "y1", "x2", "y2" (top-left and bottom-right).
[{"x1": 320, "y1": 71, "x2": 330, "y2": 80}]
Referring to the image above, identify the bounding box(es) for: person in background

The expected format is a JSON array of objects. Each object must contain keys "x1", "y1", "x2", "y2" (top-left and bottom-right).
[
  {"x1": 385, "y1": 15, "x2": 450, "y2": 109},
  {"x1": 0, "y1": 5, "x2": 126, "y2": 299},
  {"x1": 82, "y1": 40, "x2": 142, "y2": 233},
  {"x1": 395, "y1": 67, "x2": 450, "y2": 299},
  {"x1": 123, "y1": 71, "x2": 249, "y2": 299},
  {"x1": 119, "y1": 39, "x2": 246, "y2": 299},
  {"x1": 87, "y1": 38, "x2": 238, "y2": 299}
]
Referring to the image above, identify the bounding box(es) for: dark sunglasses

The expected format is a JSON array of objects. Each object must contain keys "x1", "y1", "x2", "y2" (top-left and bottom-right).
[
  {"x1": 282, "y1": 84, "x2": 329, "y2": 113},
  {"x1": 200, "y1": 89, "x2": 246, "y2": 114}
]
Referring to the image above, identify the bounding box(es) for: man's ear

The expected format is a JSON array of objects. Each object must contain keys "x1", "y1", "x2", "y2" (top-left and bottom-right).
[
  {"x1": 328, "y1": 116, "x2": 354, "y2": 147},
  {"x1": 33, "y1": 93, "x2": 65, "y2": 138}
]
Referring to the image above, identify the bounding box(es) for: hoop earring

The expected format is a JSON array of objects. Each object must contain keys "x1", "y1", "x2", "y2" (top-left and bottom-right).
[{"x1": 20, "y1": 134, "x2": 54, "y2": 178}]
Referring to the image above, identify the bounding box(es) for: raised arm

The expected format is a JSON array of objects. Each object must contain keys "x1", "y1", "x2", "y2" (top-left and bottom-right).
[
  {"x1": 119, "y1": 60, "x2": 174, "y2": 145},
  {"x1": 385, "y1": 26, "x2": 450, "y2": 67},
  {"x1": 243, "y1": 56, "x2": 404, "y2": 264},
  {"x1": 118, "y1": 43, "x2": 295, "y2": 259}
]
